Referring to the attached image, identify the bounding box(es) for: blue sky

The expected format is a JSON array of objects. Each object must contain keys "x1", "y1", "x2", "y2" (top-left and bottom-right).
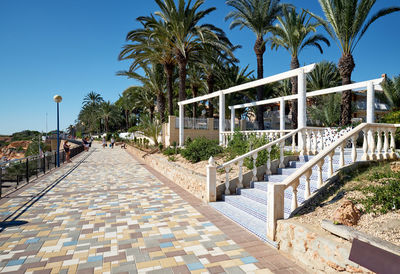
[{"x1": 1, "y1": 0, "x2": 399, "y2": 135}]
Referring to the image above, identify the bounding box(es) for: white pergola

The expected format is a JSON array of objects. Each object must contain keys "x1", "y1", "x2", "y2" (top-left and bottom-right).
[{"x1": 178, "y1": 63, "x2": 384, "y2": 147}]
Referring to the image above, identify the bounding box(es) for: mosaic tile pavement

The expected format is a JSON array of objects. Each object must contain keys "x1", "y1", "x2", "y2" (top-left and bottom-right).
[{"x1": 0, "y1": 144, "x2": 303, "y2": 273}]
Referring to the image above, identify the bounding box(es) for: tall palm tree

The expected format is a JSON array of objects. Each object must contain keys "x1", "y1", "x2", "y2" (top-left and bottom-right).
[
  {"x1": 154, "y1": 0, "x2": 234, "y2": 107},
  {"x1": 187, "y1": 63, "x2": 205, "y2": 119},
  {"x1": 119, "y1": 15, "x2": 176, "y2": 116},
  {"x1": 270, "y1": 6, "x2": 330, "y2": 129},
  {"x1": 381, "y1": 75, "x2": 400, "y2": 111},
  {"x1": 226, "y1": 0, "x2": 285, "y2": 130},
  {"x1": 83, "y1": 91, "x2": 103, "y2": 107},
  {"x1": 308, "y1": 0, "x2": 400, "y2": 125}
]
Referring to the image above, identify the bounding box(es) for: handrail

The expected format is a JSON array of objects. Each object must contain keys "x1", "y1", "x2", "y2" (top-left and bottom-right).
[
  {"x1": 221, "y1": 130, "x2": 292, "y2": 134},
  {"x1": 280, "y1": 123, "x2": 398, "y2": 189},
  {"x1": 278, "y1": 123, "x2": 368, "y2": 189},
  {"x1": 218, "y1": 128, "x2": 301, "y2": 169}
]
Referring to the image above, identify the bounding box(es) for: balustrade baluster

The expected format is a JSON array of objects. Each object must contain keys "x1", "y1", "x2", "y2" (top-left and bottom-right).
[
  {"x1": 252, "y1": 153, "x2": 258, "y2": 182},
  {"x1": 279, "y1": 141, "x2": 285, "y2": 168},
  {"x1": 328, "y1": 152, "x2": 334, "y2": 177},
  {"x1": 304, "y1": 170, "x2": 312, "y2": 199},
  {"x1": 320, "y1": 130, "x2": 325, "y2": 151},
  {"x1": 317, "y1": 160, "x2": 324, "y2": 188},
  {"x1": 362, "y1": 129, "x2": 369, "y2": 160},
  {"x1": 351, "y1": 136, "x2": 357, "y2": 163},
  {"x1": 292, "y1": 134, "x2": 296, "y2": 153},
  {"x1": 265, "y1": 147, "x2": 272, "y2": 176},
  {"x1": 300, "y1": 130, "x2": 306, "y2": 156},
  {"x1": 390, "y1": 129, "x2": 397, "y2": 159},
  {"x1": 376, "y1": 129, "x2": 383, "y2": 160},
  {"x1": 291, "y1": 180, "x2": 299, "y2": 212},
  {"x1": 369, "y1": 129, "x2": 377, "y2": 160},
  {"x1": 306, "y1": 130, "x2": 311, "y2": 155},
  {"x1": 312, "y1": 130, "x2": 317, "y2": 155},
  {"x1": 225, "y1": 166, "x2": 230, "y2": 195},
  {"x1": 237, "y1": 160, "x2": 244, "y2": 189},
  {"x1": 339, "y1": 143, "x2": 345, "y2": 168},
  {"x1": 383, "y1": 130, "x2": 389, "y2": 159}
]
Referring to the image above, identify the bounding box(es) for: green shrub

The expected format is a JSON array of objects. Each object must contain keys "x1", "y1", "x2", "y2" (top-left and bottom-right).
[
  {"x1": 181, "y1": 137, "x2": 223, "y2": 163},
  {"x1": 163, "y1": 146, "x2": 180, "y2": 156},
  {"x1": 243, "y1": 135, "x2": 279, "y2": 169},
  {"x1": 225, "y1": 131, "x2": 247, "y2": 160},
  {"x1": 225, "y1": 132, "x2": 279, "y2": 169}
]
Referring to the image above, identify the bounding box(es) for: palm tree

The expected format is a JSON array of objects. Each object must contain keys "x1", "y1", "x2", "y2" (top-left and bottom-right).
[
  {"x1": 270, "y1": 6, "x2": 330, "y2": 129},
  {"x1": 154, "y1": 0, "x2": 234, "y2": 107},
  {"x1": 226, "y1": 0, "x2": 285, "y2": 130},
  {"x1": 119, "y1": 15, "x2": 176, "y2": 116},
  {"x1": 187, "y1": 63, "x2": 205, "y2": 119},
  {"x1": 307, "y1": 61, "x2": 341, "y2": 91},
  {"x1": 118, "y1": 63, "x2": 166, "y2": 122},
  {"x1": 99, "y1": 101, "x2": 118, "y2": 132},
  {"x1": 381, "y1": 75, "x2": 400, "y2": 110},
  {"x1": 308, "y1": 0, "x2": 400, "y2": 125},
  {"x1": 83, "y1": 91, "x2": 103, "y2": 107}
]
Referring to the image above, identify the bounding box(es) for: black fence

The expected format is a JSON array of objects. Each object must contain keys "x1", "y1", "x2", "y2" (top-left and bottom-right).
[{"x1": 0, "y1": 144, "x2": 84, "y2": 197}]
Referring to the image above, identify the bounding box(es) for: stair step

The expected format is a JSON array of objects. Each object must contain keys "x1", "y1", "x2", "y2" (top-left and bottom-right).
[
  {"x1": 223, "y1": 195, "x2": 267, "y2": 222},
  {"x1": 237, "y1": 188, "x2": 268, "y2": 204},
  {"x1": 209, "y1": 202, "x2": 268, "y2": 241}
]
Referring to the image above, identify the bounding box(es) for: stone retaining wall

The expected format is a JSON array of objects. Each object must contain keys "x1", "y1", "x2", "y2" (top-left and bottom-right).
[
  {"x1": 276, "y1": 219, "x2": 370, "y2": 273},
  {"x1": 126, "y1": 145, "x2": 207, "y2": 201}
]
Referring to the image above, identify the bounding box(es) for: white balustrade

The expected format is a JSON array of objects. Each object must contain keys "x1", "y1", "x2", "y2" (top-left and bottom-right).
[
  {"x1": 368, "y1": 129, "x2": 377, "y2": 160},
  {"x1": 251, "y1": 153, "x2": 258, "y2": 182},
  {"x1": 339, "y1": 143, "x2": 345, "y2": 168},
  {"x1": 376, "y1": 129, "x2": 383, "y2": 160},
  {"x1": 279, "y1": 141, "x2": 285, "y2": 168},
  {"x1": 362, "y1": 129, "x2": 369, "y2": 160},
  {"x1": 291, "y1": 180, "x2": 299, "y2": 212},
  {"x1": 351, "y1": 136, "x2": 357, "y2": 163},
  {"x1": 237, "y1": 160, "x2": 244, "y2": 189},
  {"x1": 265, "y1": 147, "x2": 272, "y2": 176},
  {"x1": 225, "y1": 166, "x2": 230, "y2": 195},
  {"x1": 317, "y1": 159, "x2": 324, "y2": 188},
  {"x1": 304, "y1": 170, "x2": 312, "y2": 199},
  {"x1": 390, "y1": 129, "x2": 396, "y2": 158},
  {"x1": 312, "y1": 130, "x2": 318, "y2": 155}
]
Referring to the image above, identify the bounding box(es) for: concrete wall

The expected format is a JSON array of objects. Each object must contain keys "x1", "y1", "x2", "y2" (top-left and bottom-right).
[
  {"x1": 276, "y1": 220, "x2": 370, "y2": 273},
  {"x1": 162, "y1": 116, "x2": 219, "y2": 146}
]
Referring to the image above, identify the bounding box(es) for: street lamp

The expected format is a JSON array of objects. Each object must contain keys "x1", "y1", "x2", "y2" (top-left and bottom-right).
[{"x1": 53, "y1": 95, "x2": 62, "y2": 167}]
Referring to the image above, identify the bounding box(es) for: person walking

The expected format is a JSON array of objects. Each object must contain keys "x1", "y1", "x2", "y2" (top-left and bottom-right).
[
  {"x1": 110, "y1": 137, "x2": 115, "y2": 149},
  {"x1": 63, "y1": 140, "x2": 72, "y2": 163},
  {"x1": 102, "y1": 136, "x2": 107, "y2": 148},
  {"x1": 83, "y1": 137, "x2": 89, "y2": 151}
]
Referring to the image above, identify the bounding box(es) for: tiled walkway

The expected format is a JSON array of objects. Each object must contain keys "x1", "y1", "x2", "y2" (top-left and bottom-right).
[{"x1": 0, "y1": 144, "x2": 303, "y2": 273}]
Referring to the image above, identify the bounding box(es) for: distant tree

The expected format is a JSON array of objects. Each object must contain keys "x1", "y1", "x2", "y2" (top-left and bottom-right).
[
  {"x1": 381, "y1": 75, "x2": 400, "y2": 110},
  {"x1": 83, "y1": 91, "x2": 103, "y2": 107}
]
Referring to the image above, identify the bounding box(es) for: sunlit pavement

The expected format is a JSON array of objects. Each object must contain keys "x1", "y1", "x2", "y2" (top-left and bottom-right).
[{"x1": 0, "y1": 144, "x2": 303, "y2": 273}]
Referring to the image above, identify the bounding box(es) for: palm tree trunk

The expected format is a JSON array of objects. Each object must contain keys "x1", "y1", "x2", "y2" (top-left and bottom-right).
[
  {"x1": 254, "y1": 36, "x2": 266, "y2": 130},
  {"x1": 338, "y1": 53, "x2": 355, "y2": 126},
  {"x1": 192, "y1": 86, "x2": 198, "y2": 120},
  {"x1": 125, "y1": 110, "x2": 129, "y2": 129},
  {"x1": 177, "y1": 53, "x2": 188, "y2": 103},
  {"x1": 149, "y1": 106, "x2": 155, "y2": 123},
  {"x1": 207, "y1": 74, "x2": 215, "y2": 118},
  {"x1": 105, "y1": 118, "x2": 109, "y2": 132},
  {"x1": 164, "y1": 63, "x2": 174, "y2": 116},
  {"x1": 157, "y1": 93, "x2": 166, "y2": 123},
  {"x1": 290, "y1": 56, "x2": 300, "y2": 129}
]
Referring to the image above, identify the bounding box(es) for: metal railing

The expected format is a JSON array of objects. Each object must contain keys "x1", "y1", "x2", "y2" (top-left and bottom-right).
[
  {"x1": 175, "y1": 117, "x2": 208, "y2": 130},
  {"x1": 0, "y1": 145, "x2": 84, "y2": 197}
]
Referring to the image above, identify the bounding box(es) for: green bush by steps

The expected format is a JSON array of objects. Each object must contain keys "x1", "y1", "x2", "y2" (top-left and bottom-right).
[{"x1": 181, "y1": 137, "x2": 223, "y2": 163}]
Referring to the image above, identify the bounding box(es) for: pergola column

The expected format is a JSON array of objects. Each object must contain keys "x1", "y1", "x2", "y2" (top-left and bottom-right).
[
  {"x1": 280, "y1": 97, "x2": 285, "y2": 133},
  {"x1": 179, "y1": 104, "x2": 184, "y2": 147},
  {"x1": 366, "y1": 81, "x2": 375, "y2": 123},
  {"x1": 231, "y1": 107, "x2": 235, "y2": 133},
  {"x1": 219, "y1": 92, "x2": 225, "y2": 145},
  {"x1": 297, "y1": 69, "x2": 307, "y2": 148}
]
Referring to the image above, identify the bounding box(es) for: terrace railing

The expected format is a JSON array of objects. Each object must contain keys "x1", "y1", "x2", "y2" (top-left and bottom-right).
[
  {"x1": 266, "y1": 123, "x2": 399, "y2": 240},
  {"x1": 220, "y1": 130, "x2": 292, "y2": 147},
  {"x1": 0, "y1": 144, "x2": 84, "y2": 197}
]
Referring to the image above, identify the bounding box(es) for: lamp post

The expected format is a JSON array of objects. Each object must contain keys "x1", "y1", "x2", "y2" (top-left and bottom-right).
[{"x1": 53, "y1": 95, "x2": 62, "y2": 167}]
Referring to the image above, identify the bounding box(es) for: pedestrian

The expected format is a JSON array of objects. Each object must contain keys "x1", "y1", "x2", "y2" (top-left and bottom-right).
[
  {"x1": 102, "y1": 136, "x2": 107, "y2": 148},
  {"x1": 110, "y1": 137, "x2": 115, "y2": 149},
  {"x1": 63, "y1": 140, "x2": 72, "y2": 163},
  {"x1": 83, "y1": 137, "x2": 89, "y2": 151},
  {"x1": 89, "y1": 136, "x2": 93, "y2": 148}
]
